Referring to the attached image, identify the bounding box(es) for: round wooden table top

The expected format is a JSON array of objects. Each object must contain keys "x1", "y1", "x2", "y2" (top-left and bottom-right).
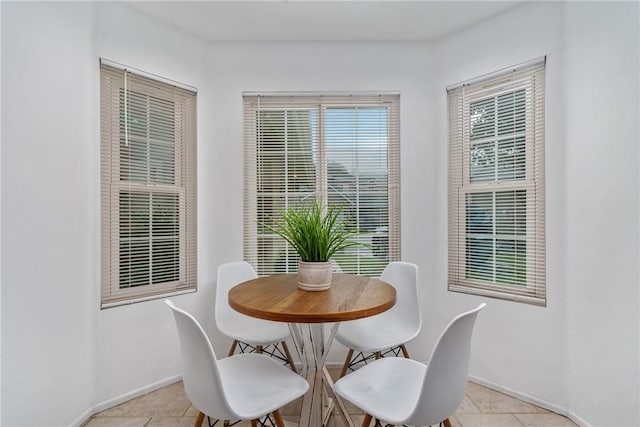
[{"x1": 228, "y1": 273, "x2": 396, "y2": 323}]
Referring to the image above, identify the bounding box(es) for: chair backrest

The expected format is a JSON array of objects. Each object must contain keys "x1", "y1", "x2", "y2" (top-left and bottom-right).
[
  {"x1": 379, "y1": 261, "x2": 421, "y2": 336},
  {"x1": 215, "y1": 261, "x2": 258, "y2": 335},
  {"x1": 165, "y1": 300, "x2": 236, "y2": 421},
  {"x1": 407, "y1": 303, "x2": 486, "y2": 426}
]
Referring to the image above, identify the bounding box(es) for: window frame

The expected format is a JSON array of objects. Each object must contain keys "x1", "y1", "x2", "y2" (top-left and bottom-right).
[
  {"x1": 243, "y1": 93, "x2": 401, "y2": 277},
  {"x1": 100, "y1": 60, "x2": 197, "y2": 308},
  {"x1": 448, "y1": 59, "x2": 546, "y2": 306}
]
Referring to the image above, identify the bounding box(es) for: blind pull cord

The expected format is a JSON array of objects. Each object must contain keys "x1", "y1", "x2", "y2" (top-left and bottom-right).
[{"x1": 124, "y1": 69, "x2": 129, "y2": 147}]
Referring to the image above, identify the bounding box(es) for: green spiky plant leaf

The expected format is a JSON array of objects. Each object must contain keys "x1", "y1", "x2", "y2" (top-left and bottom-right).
[{"x1": 260, "y1": 199, "x2": 364, "y2": 262}]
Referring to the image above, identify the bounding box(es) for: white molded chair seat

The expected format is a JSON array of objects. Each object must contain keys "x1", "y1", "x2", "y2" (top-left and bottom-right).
[
  {"x1": 334, "y1": 303, "x2": 486, "y2": 427},
  {"x1": 337, "y1": 357, "x2": 426, "y2": 424},
  {"x1": 216, "y1": 354, "x2": 305, "y2": 419},
  {"x1": 336, "y1": 315, "x2": 417, "y2": 353},
  {"x1": 166, "y1": 300, "x2": 308, "y2": 427},
  {"x1": 335, "y1": 261, "x2": 421, "y2": 375},
  {"x1": 217, "y1": 314, "x2": 290, "y2": 346},
  {"x1": 216, "y1": 261, "x2": 295, "y2": 366}
]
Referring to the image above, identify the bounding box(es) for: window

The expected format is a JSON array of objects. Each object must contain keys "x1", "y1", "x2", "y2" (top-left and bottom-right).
[
  {"x1": 448, "y1": 59, "x2": 546, "y2": 305},
  {"x1": 100, "y1": 60, "x2": 197, "y2": 307},
  {"x1": 243, "y1": 93, "x2": 400, "y2": 277}
]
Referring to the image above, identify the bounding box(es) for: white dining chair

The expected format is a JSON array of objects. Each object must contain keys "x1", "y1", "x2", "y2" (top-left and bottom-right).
[
  {"x1": 334, "y1": 303, "x2": 486, "y2": 427},
  {"x1": 165, "y1": 300, "x2": 309, "y2": 427},
  {"x1": 216, "y1": 261, "x2": 296, "y2": 370},
  {"x1": 335, "y1": 261, "x2": 421, "y2": 377}
]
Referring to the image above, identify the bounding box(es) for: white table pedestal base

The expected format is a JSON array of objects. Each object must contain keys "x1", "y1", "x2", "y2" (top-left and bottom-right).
[{"x1": 288, "y1": 323, "x2": 355, "y2": 427}]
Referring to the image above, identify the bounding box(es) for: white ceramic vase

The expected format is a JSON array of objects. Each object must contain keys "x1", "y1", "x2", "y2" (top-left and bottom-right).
[{"x1": 297, "y1": 261, "x2": 332, "y2": 291}]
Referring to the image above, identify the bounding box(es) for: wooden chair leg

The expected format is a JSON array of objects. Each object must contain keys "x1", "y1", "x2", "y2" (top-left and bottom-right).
[
  {"x1": 400, "y1": 344, "x2": 410, "y2": 358},
  {"x1": 375, "y1": 351, "x2": 381, "y2": 360},
  {"x1": 272, "y1": 409, "x2": 286, "y2": 427},
  {"x1": 194, "y1": 411, "x2": 205, "y2": 427},
  {"x1": 223, "y1": 421, "x2": 231, "y2": 427},
  {"x1": 227, "y1": 340, "x2": 238, "y2": 357},
  {"x1": 339, "y1": 349, "x2": 354, "y2": 378},
  {"x1": 443, "y1": 418, "x2": 453, "y2": 427},
  {"x1": 256, "y1": 345, "x2": 263, "y2": 354},
  {"x1": 361, "y1": 413, "x2": 372, "y2": 427},
  {"x1": 250, "y1": 420, "x2": 258, "y2": 427},
  {"x1": 281, "y1": 341, "x2": 297, "y2": 372}
]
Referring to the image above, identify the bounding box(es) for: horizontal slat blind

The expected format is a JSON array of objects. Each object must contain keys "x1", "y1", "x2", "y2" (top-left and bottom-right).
[
  {"x1": 100, "y1": 62, "x2": 197, "y2": 307},
  {"x1": 448, "y1": 60, "x2": 546, "y2": 305},
  {"x1": 243, "y1": 94, "x2": 400, "y2": 277}
]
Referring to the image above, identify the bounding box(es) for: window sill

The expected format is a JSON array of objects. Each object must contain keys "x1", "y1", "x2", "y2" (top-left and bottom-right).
[
  {"x1": 448, "y1": 283, "x2": 546, "y2": 307},
  {"x1": 101, "y1": 287, "x2": 197, "y2": 309}
]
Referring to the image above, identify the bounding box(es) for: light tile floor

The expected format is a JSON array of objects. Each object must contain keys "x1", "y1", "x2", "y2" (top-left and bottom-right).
[{"x1": 84, "y1": 368, "x2": 577, "y2": 427}]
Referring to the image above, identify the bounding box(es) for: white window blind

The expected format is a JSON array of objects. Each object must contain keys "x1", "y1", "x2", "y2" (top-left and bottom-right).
[
  {"x1": 448, "y1": 59, "x2": 546, "y2": 306},
  {"x1": 100, "y1": 60, "x2": 197, "y2": 307},
  {"x1": 243, "y1": 93, "x2": 400, "y2": 277}
]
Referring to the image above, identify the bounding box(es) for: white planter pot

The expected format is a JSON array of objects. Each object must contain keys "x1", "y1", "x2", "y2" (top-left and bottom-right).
[{"x1": 297, "y1": 261, "x2": 332, "y2": 291}]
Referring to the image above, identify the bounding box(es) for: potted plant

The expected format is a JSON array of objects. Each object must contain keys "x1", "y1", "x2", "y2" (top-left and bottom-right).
[{"x1": 261, "y1": 198, "x2": 362, "y2": 291}]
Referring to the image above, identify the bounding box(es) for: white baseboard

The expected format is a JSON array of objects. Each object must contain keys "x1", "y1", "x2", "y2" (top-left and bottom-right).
[
  {"x1": 69, "y1": 374, "x2": 182, "y2": 427},
  {"x1": 567, "y1": 410, "x2": 593, "y2": 427},
  {"x1": 468, "y1": 375, "x2": 592, "y2": 427},
  {"x1": 69, "y1": 407, "x2": 95, "y2": 427},
  {"x1": 468, "y1": 374, "x2": 568, "y2": 416}
]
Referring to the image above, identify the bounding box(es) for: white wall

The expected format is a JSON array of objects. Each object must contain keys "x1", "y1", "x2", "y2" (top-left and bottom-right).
[
  {"x1": 432, "y1": 3, "x2": 639, "y2": 425},
  {"x1": 564, "y1": 2, "x2": 640, "y2": 426},
  {"x1": 91, "y1": 2, "x2": 215, "y2": 407},
  {"x1": 432, "y1": 1, "x2": 570, "y2": 410},
  {"x1": 0, "y1": 2, "x2": 4, "y2": 423},
  {"x1": 205, "y1": 41, "x2": 434, "y2": 364},
  {"x1": 1, "y1": 1, "x2": 638, "y2": 426},
  {"x1": 1, "y1": 2, "x2": 215, "y2": 425},
  {"x1": 1, "y1": 2, "x2": 95, "y2": 425}
]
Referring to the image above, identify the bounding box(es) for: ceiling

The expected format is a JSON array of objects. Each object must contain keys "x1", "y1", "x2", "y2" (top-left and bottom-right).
[{"x1": 128, "y1": 1, "x2": 523, "y2": 42}]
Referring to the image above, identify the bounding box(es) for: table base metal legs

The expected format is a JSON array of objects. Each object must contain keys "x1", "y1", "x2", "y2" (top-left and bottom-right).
[{"x1": 288, "y1": 323, "x2": 355, "y2": 427}]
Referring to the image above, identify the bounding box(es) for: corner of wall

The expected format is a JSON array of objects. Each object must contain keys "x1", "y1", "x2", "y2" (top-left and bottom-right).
[{"x1": 563, "y1": 1, "x2": 640, "y2": 426}]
